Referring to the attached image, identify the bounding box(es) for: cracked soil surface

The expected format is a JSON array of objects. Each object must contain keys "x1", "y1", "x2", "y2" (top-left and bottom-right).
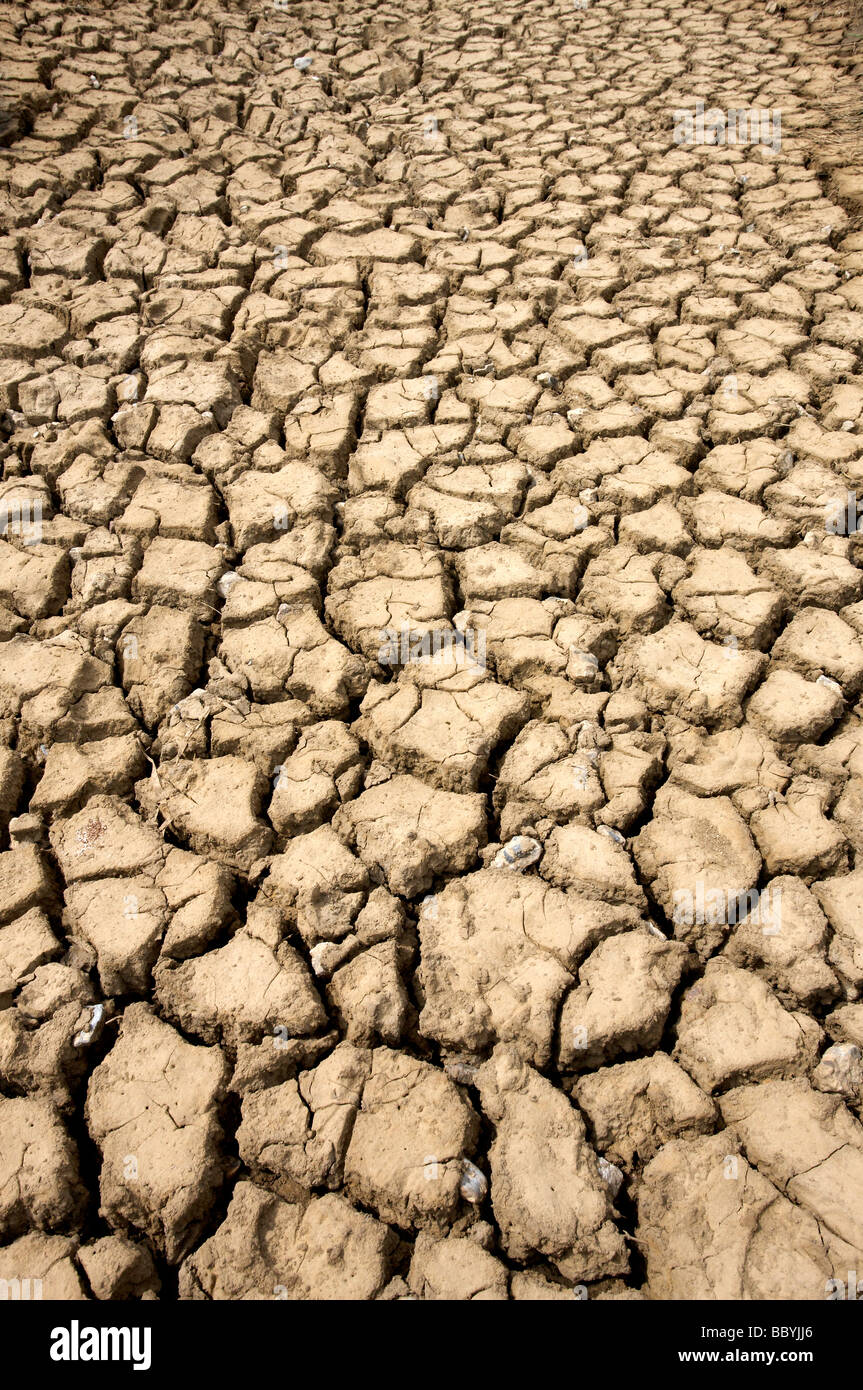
[{"x1": 1, "y1": 0, "x2": 863, "y2": 1302}]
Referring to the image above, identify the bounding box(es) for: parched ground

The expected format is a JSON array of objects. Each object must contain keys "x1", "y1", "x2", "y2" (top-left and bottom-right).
[{"x1": 1, "y1": 0, "x2": 863, "y2": 1303}]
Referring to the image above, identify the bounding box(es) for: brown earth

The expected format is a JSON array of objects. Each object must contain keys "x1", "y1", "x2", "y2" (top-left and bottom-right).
[{"x1": 0, "y1": 0, "x2": 862, "y2": 1303}]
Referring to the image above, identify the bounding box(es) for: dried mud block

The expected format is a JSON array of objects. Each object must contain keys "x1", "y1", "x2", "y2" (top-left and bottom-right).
[
  {"x1": 813, "y1": 869, "x2": 863, "y2": 996},
  {"x1": 638, "y1": 1131, "x2": 834, "y2": 1300},
  {"x1": 0, "y1": 907, "x2": 61, "y2": 995},
  {"x1": 0, "y1": 1096, "x2": 85, "y2": 1238},
  {"x1": 0, "y1": 1232, "x2": 87, "y2": 1300},
  {"x1": 0, "y1": 996, "x2": 98, "y2": 1113},
  {"x1": 86, "y1": 1004, "x2": 229, "y2": 1263},
  {"x1": 179, "y1": 1181, "x2": 395, "y2": 1301},
  {"x1": 615, "y1": 621, "x2": 765, "y2": 729},
  {"x1": 573, "y1": 1055, "x2": 717, "y2": 1170},
  {"x1": 118, "y1": 604, "x2": 204, "y2": 729},
  {"x1": 333, "y1": 774, "x2": 487, "y2": 899},
  {"x1": 343, "y1": 1047, "x2": 480, "y2": 1230},
  {"x1": 673, "y1": 959, "x2": 822, "y2": 1094},
  {"x1": 747, "y1": 669, "x2": 844, "y2": 746},
  {"x1": 50, "y1": 795, "x2": 164, "y2": 885},
  {"x1": 540, "y1": 824, "x2": 646, "y2": 907},
  {"x1": 355, "y1": 655, "x2": 528, "y2": 793},
  {"x1": 77, "y1": 1234, "x2": 160, "y2": 1301},
  {"x1": 0, "y1": 843, "x2": 56, "y2": 925},
  {"x1": 723, "y1": 876, "x2": 840, "y2": 1008},
  {"x1": 133, "y1": 537, "x2": 225, "y2": 621},
  {"x1": 559, "y1": 930, "x2": 689, "y2": 1072},
  {"x1": 408, "y1": 1233, "x2": 509, "y2": 1301},
  {"x1": 633, "y1": 786, "x2": 761, "y2": 955},
  {"x1": 673, "y1": 547, "x2": 784, "y2": 650},
  {"x1": 220, "y1": 609, "x2": 371, "y2": 716},
  {"x1": 325, "y1": 542, "x2": 453, "y2": 661},
  {"x1": 750, "y1": 778, "x2": 849, "y2": 881},
  {"x1": 492, "y1": 718, "x2": 608, "y2": 837},
  {"x1": 136, "y1": 755, "x2": 272, "y2": 873},
  {"x1": 418, "y1": 868, "x2": 640, "y2": 1068},
  {"x1": 772, "y1": 608, "x2": 863, "y2": 696},
  {"x1": 237, "y1": 1042, "x2": 370, "y2": 1193},
  {"x1": 477, "y1": 1044, "x2": 628, "y2": 1283},
  {"x1": 154, "y1": 927, "x2": 326, "y2": 1049},
  {"x1": 666, "y1": 724, "x2": 790, "y2": 798},
  {"x1": 720, "y1": 1079, "x2": 863, "y2": 1268},
  {"x1": 0, "y1": 746, "x2": 24, "y2": 834},
  {"x1": 30, "y1": 735, "x2": 147, "y2": 816},
  {"x1": 63, "y1": 847, "x2": 235, "y2": 995},
  {"x1": 328, "y1": 940, "x2": 410, "y2": 1047},
  {"x1": 268, "y1": 720, "x2": 363, "y2": 838}
]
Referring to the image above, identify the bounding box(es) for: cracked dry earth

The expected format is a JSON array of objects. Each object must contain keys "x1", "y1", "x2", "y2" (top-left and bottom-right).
[{"x1": 3, "y1": 0, "x2": 863, "y2": 1307}]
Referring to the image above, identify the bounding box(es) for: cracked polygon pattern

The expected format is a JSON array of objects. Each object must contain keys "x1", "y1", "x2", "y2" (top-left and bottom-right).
[{"x1": 0, "y1": 0, "x2": 862, "y2": 1305}]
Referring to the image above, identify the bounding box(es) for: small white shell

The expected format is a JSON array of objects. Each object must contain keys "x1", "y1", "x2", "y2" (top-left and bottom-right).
[
  {"x1": 576, "y1": 720, "x2": 599, "y2": 748},
  {"x1": 445, "y1": 1060, "x2": 478, "y2": 1086},
  {"x1": 294, "y1": 54, "x2": 313, "y2": 70},
  {"x1": 73, "y1": 1003, "x2": 104, "y2": 1048},
  {"x1": 816, "y1": 675, "x2": 842, "y2": 695},
  {"x1": 459, "y1": 1159, "x2": 488, "y2": 1204},
  {"x1": 216, "y1": 572, "x2": 239, "y2": 598},
  {"x1": 309, "y1": 943, "x2": 329, "y2": 978},
  {"x1": 598, "y1": 1156, "x2": 624, "y2": 1198},
  {"x1": 493, "y1": 835, "x2": 542, "y2": 872},
  {"x1": 812, "y1": 1042, "x2": 863, "y2": 1098},
  {"x1": 597, "y1": 825, "x2": 625, "y2": 845}
]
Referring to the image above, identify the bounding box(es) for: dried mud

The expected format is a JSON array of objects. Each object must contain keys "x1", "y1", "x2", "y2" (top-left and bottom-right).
[{"x1": 1, "y1": 0, "x2": 863, "y2": 1303}]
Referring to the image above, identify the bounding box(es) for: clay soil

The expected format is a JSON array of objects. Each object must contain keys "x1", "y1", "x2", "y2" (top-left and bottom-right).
[{"x1": 1, "y1": 0, "x2": 863, "y2": 1303}]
